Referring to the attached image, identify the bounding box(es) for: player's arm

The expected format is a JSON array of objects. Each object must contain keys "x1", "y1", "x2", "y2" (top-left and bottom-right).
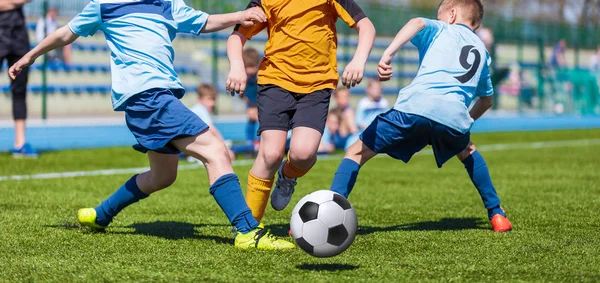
[
  {"x1": 342, "y1": 18, "x2": 375, "y2": 89},
  {"x1": 378, "y1": 18, "x2": 426, "y2": 81},
  {"x1": 9, "y1": 26, "x2": 78, "y2": 79},
  {"x1": 226, "y1": 0, "x2": 267, "y2": 96},
  {"x1": 0, "y1": 0, "x2": 30, "y2": 11},
  {"x1": 202, "y1": 8, "x2": 266, "y2": 33},
  {"x1": 226, "y1": 32, "x2": 249, "y2": 96},
  {"x1": 470, "y1": 59, "x2": 494, "y2": 120},
  {"x1": 469, "y1": 96, "x2": 493, "y2": 120},
  {"x1": 334, "y1": 0, "x2": 375, "y2": 88}
]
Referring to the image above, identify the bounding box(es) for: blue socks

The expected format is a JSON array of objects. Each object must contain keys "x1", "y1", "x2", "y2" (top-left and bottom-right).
[
  {"x1": 330, "y1": 158, "x2": 361, "y2": 198},
  {"x1": 461, "y1": 151, "x2": 505, "y2": 219},
  {"x1": 210, "y1": 173, "x2": 259, "y2": 233},
  {"x1": 95, "y1": 174, "x2": 148, "y2": 226}
]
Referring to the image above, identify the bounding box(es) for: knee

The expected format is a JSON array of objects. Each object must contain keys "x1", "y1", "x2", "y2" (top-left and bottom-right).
[
  {"x1": 151, "y1": 172, "x2": 177, "y2": 190},
  {"x1": 457, "y1": 142, "x2": 476, "y2": 161},
  {"x1": 289, "y1": 148, "x2": 316, "y2": 165},
  {"x1": 204, "y1": 143, "x2": 232, "y2": 166},
  {"x1": 261, "y1": 147, "x2": 285, "y2": 167}
]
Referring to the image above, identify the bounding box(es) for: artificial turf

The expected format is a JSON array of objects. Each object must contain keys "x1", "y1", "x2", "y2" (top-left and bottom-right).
[{"x1": 0, "y1": 129, "x2": 599, "y2": 282}]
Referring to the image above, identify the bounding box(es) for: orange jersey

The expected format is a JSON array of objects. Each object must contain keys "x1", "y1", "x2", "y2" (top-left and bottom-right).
[{"x1": 235, "y1": 0, "x2": 366, "y2": 94}]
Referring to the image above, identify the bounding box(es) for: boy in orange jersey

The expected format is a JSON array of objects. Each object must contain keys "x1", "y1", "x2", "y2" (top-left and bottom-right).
[{"x1": 226, "y1": 0, "x2": 375, "y2": 221}]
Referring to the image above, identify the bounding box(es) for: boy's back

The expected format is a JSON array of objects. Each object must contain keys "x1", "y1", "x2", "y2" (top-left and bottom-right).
[
  {"x1": 68, "y1": 0, "x2": 208, "y2": 110},
  {"x1": 394, "y1": 19, "x2": 492, "y2": 134}
]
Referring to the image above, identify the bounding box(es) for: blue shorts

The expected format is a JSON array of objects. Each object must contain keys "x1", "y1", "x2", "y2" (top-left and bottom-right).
[
  {"x1": 360, "y1": 110, "x2": 470, "y2": 168},
  {"x1": 124, "y1": 88, "x2": 209, "y2": 154}
]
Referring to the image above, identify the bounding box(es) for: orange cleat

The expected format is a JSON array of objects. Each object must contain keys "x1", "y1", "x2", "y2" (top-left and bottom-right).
[{"x1": 490, "y1": 214, "x2": 513, "y2": 232}]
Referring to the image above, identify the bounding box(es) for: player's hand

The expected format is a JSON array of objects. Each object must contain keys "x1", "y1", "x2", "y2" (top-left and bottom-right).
[
  {"x1": 377, "y1": 54, "x2": 393, "y2": 82},
  {"x1": 226, "y1": 64, "x2": 247, "y2": 97},
  {"x1": 341, "y1": 59, "x2": 365, "y2": 89},
  {"x1": 8, "y1": 55, "x2": 34, "y2": 80},
  {"x1": 239, "y1": 7, "x2": 267, "y2": 27}
]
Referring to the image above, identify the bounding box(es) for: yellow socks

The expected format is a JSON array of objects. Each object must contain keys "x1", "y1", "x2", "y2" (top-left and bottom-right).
[
  {"x1": 246, "y1": 172, "x2": 274, "y2": 222},
  {"x1": 282, "y1": 159, "x2": 311, "y2": 179}
]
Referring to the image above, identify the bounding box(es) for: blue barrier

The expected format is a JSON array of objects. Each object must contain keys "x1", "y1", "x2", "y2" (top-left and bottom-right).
[
  {"x1": 0, "y1": 84, "x2": 199, "y2": 94},
  {"x1": 1, "y1": 83, "x2": 401, "y2": 95},
  {"x1": 1, "y1": 61, "x2": 199, "y2": 75},
  {"x1": 1, "y1": 115, "x2": 600, "y2": 152}
]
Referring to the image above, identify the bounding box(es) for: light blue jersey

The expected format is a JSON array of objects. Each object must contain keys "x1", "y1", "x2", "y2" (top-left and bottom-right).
[
  {"x1": 393, "y1": 19, "x2": 493, "y2": 133},
  {"x1": 67, "y1": 0, "x2": 209, "y2": 110}
]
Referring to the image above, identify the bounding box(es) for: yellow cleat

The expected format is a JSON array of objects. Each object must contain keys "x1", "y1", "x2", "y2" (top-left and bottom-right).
[
  {"x1": 234, "y1": 224, "x2": 295, "y2": 250},
  {"x1": 77, "y1": 208, "x2": 106, "y2": 232}
]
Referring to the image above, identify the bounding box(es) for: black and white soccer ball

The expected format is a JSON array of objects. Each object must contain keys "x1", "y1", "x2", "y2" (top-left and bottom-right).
[{"x1": 290, "y1": 190, "x2": 357, "y2": 258}]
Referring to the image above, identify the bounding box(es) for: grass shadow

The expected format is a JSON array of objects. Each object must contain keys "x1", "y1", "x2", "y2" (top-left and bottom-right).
[
  {"x1": 358, "y1": 217, "x2": 488, "y2": 235},
  {"x1": 264, "y1": 223, "x2": 291, "y2": 237},
  {"x1": 121, "y1": 221, "x2": 233, "y2": 244},
  {"x1": 47, "y1": 220, "x2": 233, "y2": 244},
  {"x1": 296, "y1": 263, "x2": 359, "y2": 272},
  {"x1": 45, "y1": 220, "x2": 84, "y2": 231}
]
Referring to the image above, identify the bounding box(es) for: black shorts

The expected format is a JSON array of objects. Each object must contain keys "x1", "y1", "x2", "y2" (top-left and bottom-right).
[{"x1": 257, "y1": 84, "x2": 332, "y2": 135}]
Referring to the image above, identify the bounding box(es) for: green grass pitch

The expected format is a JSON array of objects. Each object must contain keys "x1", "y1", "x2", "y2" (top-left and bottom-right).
[{"x1": 0, "y1": 129, "x2": 599, "y2": 281}]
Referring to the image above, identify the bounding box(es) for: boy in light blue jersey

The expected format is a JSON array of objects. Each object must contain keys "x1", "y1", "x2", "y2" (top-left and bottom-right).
[
  {"x1": 9, "y1": 0, "x2": 294, "y2": 249},
  {"x1": 329, "y1": 0, "x2": 512, "y2": 232}
]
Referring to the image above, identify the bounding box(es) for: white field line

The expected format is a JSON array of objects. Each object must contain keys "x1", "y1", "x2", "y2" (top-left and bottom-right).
[{"x1": 1, "y1": 138, "x2": 599, "y2": 182}]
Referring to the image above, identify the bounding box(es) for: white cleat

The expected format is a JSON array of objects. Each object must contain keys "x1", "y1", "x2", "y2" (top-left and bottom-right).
[{"x1": 271, "y1": 161, "x2": 297, "y2": 211}]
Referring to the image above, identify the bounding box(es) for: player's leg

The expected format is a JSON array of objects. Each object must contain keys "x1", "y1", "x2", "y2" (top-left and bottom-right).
[
  {"x1": 7, "y1": 53, "x2": 37, "y2": 157},
  {"x1": 331, "y1": 110, "x2": 429, "y2": 198},
  {"x1": 245, "y1": 84, "x2": 294, "y2": 221},
  {"x1": 78, "y1": 151, "x2": 178, "y2": 230},
  {"x1": 456, "y1": 142, "x2": 512, "y2": 232},
  {"x1": 247, "y1": 130, "x2": 287, "y2": 220},
  {"x1": 270, "y1": 126, "x2": 321, "y2": 210},
  {"x1": 330, "y1": 138, "x2": 378, "y2": 198},
  {"x1": 270, "y1": 89, "x2": 331, "y2": 210},
  {"x1": 171, "y1": 130, "x2": 293, "y2": 249}
]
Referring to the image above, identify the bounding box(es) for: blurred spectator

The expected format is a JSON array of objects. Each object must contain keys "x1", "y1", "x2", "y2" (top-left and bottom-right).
[
  {"x1": 550, "y1": 39, "x2": 567, "y2": 69},
  {"x1": 190, "y1": 84, "x2": 235, "y2": 160},
  {"x1": 355, "y1": 79, "x2": 389, "y2": 131},
  {"x1": 476, "y1": 25, "x2": 494, "y2": 51},
  {"x1": 318, "y1": 110, "x2": 342, "y2": 154},
  {"x1": 36, "y1": 6, "x2": 71, "y2": 64},
  {"x1": 242, "y1": 47, "x2": 260, "y2": 147},
  {"x1": 590, "y1": 47, "x2": 600, "y2": 72},
  {"x1": 333, "y1": 87, "x2": 358, "y2": 139},
  {"x1": 0, "y1": 0, "x2": 38, "y2": 157}
]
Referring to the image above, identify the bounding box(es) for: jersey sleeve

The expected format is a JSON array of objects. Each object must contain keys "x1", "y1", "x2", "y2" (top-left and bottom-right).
[
  {"x1": 476, "y1": 53, "x2": 494, "y2": 97},
  {"x1": 233, "y1": 0, "x2": 267, "y2": 40},
  {"x1": 171, "y1": 0, "x2": 209, "y2": 35},
  {"x1": 331, "y1": 0, "x2": 367, "y2": 28},
  {"x1": 410, "y1": 18, "x2": 444, "y2": 51},
  {"x1": 67, "y1": 0, "x2": 101, "y2": 37}
]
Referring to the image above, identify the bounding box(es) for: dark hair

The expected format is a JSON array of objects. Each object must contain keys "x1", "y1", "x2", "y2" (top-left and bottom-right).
[{"x1": 438, "y1": 0, "x2": 484, "y2": 29}]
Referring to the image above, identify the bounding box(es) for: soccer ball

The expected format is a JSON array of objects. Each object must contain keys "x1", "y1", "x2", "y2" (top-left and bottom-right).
[{"x1": 290, "y1": 190, "x2": 357, "y2": 258}]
